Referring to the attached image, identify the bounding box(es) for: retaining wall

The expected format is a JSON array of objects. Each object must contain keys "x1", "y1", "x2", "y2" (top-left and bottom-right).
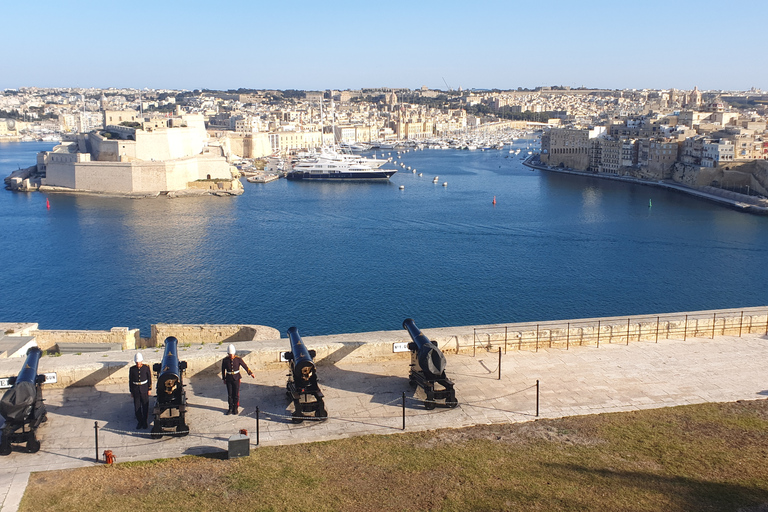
[
  {"x1": 33, "y1": 327, "x2": 140, "y2": 352},
  {"x1": 149, "y1": 323, "x2": 281, "y2": 347}
]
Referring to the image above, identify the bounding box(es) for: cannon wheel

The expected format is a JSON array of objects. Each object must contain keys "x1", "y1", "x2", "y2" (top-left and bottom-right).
[
  {"x1": 176, "y1": 424, "x2": 190, "y2": 437},
  {"x1": 425, "y1": 390, "x2": 436, "y2": 410},
  {"x1": 291, "y1": 411, "x2": 304, "y2": 424},
  {"x1": 316, "y1": 405, "x2": 328, "y2": 419},
  {"x1": 26, "y1": 438, "x2": 41, "y2": 453},
  {"x1": 446, "y1": 397, "x2": 459, "y2": 408},
  {"x1": 150, "y1": 425, "x2": 163, "y2": 439}
]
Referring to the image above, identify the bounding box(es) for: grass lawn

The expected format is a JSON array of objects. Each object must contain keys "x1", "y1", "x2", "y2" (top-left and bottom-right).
[{"x1": 21, "y1": 400, "x2": 768, "y2": 512}]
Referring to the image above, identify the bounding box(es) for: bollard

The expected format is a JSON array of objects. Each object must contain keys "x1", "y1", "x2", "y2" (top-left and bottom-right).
[
  {"x1": 94, "y1": 421, "x2": 99, "y2": 462},
  {"x1": 536, "y1": 380, "x2": 540, "y2": 417},
  {"x1": 256, "y1": 406, "x2": 260, "y2": 446},
  {"x1": 402, "y1": 392, "x2": 406, "y2": 430},
  {"x1": 498, "y1": 347, "x2": 502, "y2": 380}
]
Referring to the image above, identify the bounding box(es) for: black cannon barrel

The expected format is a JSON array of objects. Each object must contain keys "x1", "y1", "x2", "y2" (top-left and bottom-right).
[
  {"x1": 286, "y1": 327, "x2": 316, "y2": 384},
  {"x1": 402, "y1": 318, "x2": 446, "y2": 379},
  {"x1": 0, "y1": 347, "x2": 44, "y2": 423},
  {"x1": 155, "y1": 337, "x2": 185, "y2": 403},
  {"x1": 16, "y1": 347, "x2": 43, "y2": 385}
]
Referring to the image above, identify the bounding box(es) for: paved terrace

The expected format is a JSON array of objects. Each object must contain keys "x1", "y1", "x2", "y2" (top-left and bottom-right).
[{"x1": 1, "y1": 328, "x2": 767, "y2": 511}]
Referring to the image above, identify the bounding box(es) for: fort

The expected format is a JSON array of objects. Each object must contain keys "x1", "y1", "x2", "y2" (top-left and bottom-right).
[{"x1": 3, "y1": 112, "x2": 242, "y2": 196}]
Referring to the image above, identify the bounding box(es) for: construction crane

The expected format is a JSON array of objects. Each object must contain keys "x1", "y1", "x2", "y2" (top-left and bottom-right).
[{"x1": 442, "y1": 77, "x2": 452, "y2": 92}]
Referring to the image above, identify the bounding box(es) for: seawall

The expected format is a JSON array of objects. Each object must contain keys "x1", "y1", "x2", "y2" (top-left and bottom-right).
[
  {"x1": 1, "y1": 306, "x2": 765, "y2": 389},
  {"x1": 523, "y1": 158, "x2": 768, "y2": 215}
]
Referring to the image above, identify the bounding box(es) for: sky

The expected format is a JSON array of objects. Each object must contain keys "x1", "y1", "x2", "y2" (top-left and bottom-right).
[{"x1": 2, "y1": 0, "x2": 766, "y2": 92}]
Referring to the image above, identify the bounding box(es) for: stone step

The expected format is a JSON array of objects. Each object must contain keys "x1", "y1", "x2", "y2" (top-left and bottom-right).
[{"x1": 56, "y1": 342, "x2": 124, "y2": 354}]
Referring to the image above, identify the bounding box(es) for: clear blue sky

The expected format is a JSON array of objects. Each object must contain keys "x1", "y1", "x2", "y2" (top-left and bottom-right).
[{"x1": 3, "y1": 0, "x2": 766, "y2": 92}]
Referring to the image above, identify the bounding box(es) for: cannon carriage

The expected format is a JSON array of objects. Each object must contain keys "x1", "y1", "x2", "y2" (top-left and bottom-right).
[
  {"x1": 402, "y1": 318, "x2": 458, "y2": 410},
  {"x1": 284, "y1": 327, "x2": 327, "y2": 423},
  {"x1": 0, "y1": 347, "x2": 50, "y2": 454},
  {"x1": 151, "y1": 337, "x2": 189, "y2": 438}
]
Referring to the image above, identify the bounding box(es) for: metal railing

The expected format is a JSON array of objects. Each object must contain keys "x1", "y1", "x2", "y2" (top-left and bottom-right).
[{"x1": 472, "y1": 308, "x2": 768, "y2": 355}]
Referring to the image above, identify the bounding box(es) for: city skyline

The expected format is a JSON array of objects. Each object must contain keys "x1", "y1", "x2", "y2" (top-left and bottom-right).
[{"x1": 2, "y1": 0, "x2": 767, "y2": 92}]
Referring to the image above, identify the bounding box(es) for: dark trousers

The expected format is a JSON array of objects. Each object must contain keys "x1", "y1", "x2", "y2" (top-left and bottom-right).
[
  {"x1": 226, "y1": 379, "x2": 240, "y2": 410},
  {"x1": 132, "y1": 391, "x2": 149, "y2": 425}
]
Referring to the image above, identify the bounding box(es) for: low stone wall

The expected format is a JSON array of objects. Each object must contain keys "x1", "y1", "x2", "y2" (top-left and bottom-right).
[
  {"x1": 149, "y1": 323, "x2": 281, "y2": 347},
  {"x1": 2, "y1": 307, "x2": 765, "y2": 388},
  {"x1": 33, "y1": 327, "x2": 140, "y2": 352}
]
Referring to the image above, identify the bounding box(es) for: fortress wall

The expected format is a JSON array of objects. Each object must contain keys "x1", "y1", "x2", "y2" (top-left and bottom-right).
[
  {"x1": 131, "y1": 161, "x2": 170, "y2": 191},
  {"x1": 135, "y1": 126, "x2": 207, "y2": 161},
  {"x1": 32, "y1": 327, "x2": 140, "y2": 352},
  {"x1": 43, "y1": 161, "x2": 77, "y2": 189},
  {"x1": 150, "y1": 323, "x2": 281, "y2": 347},
  {"x1": 74, "y1": 161, "x2": 135, "y2": 192},
  {"x1": 3, "y1": 307, "x2": 765, "y2": 388}
]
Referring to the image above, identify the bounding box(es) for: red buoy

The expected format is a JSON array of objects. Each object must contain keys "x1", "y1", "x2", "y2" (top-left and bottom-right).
[
  {"x1": 46, "y1": 198, "x2": 50, "y2": 209},
  {"x1": 492, "y1": 196, "x2": 496, "y2": 205}
]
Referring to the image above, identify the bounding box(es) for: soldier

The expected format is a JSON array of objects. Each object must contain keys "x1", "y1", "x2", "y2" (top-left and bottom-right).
[
  {"x1": 129, "y1": 352, "x2": 152, "y2": 429},
  {"x1": 221, "y1": 344, "x2": 254, "y2": 415}
]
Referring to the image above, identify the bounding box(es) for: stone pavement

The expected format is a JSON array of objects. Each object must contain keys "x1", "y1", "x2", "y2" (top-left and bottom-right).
[{"x1": 1, "y1": 333, "x2": 767, "y2": 511}]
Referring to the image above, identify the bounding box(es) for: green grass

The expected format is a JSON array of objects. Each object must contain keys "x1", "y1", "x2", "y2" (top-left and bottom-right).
[{"x1": 21, "y1": 400, "x2": 768, "y2": 512}]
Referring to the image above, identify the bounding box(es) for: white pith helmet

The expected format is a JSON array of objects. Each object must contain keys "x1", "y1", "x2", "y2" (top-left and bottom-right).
[
  {"x1": 227, "y1": 344, "x2": 236, "y2": 355},
  {"x1": 134, "y1": 352, "x2": 143, "y2": 363}
]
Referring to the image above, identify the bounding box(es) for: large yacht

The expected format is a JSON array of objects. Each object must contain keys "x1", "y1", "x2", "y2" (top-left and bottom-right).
[{"x1": 286, "y1": 150, "x2": 396, "y2": 181}]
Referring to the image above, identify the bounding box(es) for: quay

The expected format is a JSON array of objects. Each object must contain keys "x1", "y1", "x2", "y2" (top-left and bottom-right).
[
  {"x1": 1, "y1": 307, "x2": 767, "y2": 511},
  {"x1": 523, "y1": 156, "x2": 768, "y2": 215}
]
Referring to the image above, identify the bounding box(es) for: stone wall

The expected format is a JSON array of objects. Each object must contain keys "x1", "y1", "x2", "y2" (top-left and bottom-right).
[
  {"x1": 33, "y1": 327, "x2": 140, "y2": 352},
  {"x1": 149, "y1": 323, "x2": 281, "y2": 347},
  {"x1": 4, "y1": 307, "x2": 766, "y2": 387}
]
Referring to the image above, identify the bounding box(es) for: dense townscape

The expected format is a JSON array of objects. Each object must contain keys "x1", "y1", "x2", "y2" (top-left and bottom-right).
[{"x1": 1, "y1": 86, "x2": 767, "y2": 204}]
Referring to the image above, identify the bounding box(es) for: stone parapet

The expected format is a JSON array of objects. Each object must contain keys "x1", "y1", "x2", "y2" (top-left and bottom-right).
[
  {"x1": 32, "y1": 327, "x2": 140, "y2": 352},
  {"x1": 0, "y1": 307, "x2": 765, "y2": 389},
  {"x1": 149, "y1": 323, "x2": 281, "y2": 348}
]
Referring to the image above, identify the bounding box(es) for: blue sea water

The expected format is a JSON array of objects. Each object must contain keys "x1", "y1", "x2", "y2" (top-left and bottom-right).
[{"x1": 1, "y1": 140, "x2": 767, "y2": 337}]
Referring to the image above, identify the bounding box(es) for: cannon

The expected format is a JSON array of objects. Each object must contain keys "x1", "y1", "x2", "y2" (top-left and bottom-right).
[
  {"x1": 0, "y1": 347, "x2": 49, "y2": 454},
  {"x1": 284, "y1": 327, "x2": 327, "y2": 423},
  {"x1": 402, "y1": 318, "x2": 458, "y2": 410},
  {"x1": 150, "y1": 337, "x2": 189, "y2": 438}
]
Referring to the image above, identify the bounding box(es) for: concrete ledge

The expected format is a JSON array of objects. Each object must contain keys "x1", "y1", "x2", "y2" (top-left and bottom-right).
[{"x1": 1, "y1": 307, "x2": 765, "y2": 389}]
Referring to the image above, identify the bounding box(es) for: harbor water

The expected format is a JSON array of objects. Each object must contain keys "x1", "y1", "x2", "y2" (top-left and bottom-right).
[{"x1": 1, "y1": 141, "x2": 767, "y2": 337}]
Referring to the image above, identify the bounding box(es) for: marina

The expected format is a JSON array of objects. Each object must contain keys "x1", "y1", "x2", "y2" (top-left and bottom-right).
[{"x1": 0, "y1": 140, "x2": 767, "y2": 338}]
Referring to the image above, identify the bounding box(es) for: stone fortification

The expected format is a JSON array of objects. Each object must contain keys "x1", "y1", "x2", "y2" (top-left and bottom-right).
[
  {"x1": 1, "y1": 307, "x2": 765, "y2": 389},
  {"x1": 149, "y1": 323, "x2": 280, "y2": 348},
  {"x1": 32, "y1": 327, "x2": 140, "y2": 352}
]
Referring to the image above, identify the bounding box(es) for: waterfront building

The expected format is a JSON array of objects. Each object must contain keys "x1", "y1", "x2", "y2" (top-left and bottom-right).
[
  {"x1": 541, "y1": 126, "x2": 606, "y2": 170},
  {"x1": 702, "y1": 139, "x2": 734, "y2": 168}
]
